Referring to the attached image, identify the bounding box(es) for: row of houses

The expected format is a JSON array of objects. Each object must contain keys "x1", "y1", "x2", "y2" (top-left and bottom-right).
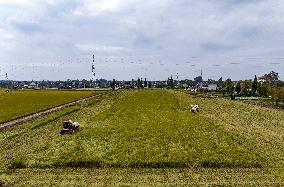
[
  {"x1": 187, "y1": 82, "x2": 218, "y2": 92},
  {"x1": 0, "y1": 79, "x2": 221, "y2": 91}
]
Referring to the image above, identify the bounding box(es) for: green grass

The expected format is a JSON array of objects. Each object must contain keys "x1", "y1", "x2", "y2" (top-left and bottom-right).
[
  {"x1": 0, "y1": 88, "x2": 7, "y2": 93},
  {"x1": 1, "y1": 90, "x2": 284, "y2": 185},
  {"x1": 1, "y1": 168, "x2": 282, "y2": 186},
  {"x1": 241, "y1": 98, "x2": 284, "y2": 109},
  {"x1": 0, "y1": 90, "x2": 104, "y2": 124},
  {"x1": 176, "y1": 91, "x2": 284, "y2": 166},
  {"x1": 1, "y1": 90, "x2": 262, "y2": 169}
]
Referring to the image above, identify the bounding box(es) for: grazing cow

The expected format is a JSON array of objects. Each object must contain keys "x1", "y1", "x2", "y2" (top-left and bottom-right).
[{"x1": 191, "y1": 104, "x2": 200, "y2": 113}]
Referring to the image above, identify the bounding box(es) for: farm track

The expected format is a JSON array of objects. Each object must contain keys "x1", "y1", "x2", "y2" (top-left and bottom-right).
[{"x1": 0, "y1": 92, "x2": 109, "y2": 131}]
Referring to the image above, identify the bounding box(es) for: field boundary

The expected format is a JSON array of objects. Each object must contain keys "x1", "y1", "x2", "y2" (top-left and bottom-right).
[{"x1": 0, "y1": 92, "x2": 109, "y2": 131}]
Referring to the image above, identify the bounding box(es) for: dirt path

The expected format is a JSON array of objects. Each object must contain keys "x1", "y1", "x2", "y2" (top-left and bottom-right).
[{"x1": 0, "y1": 92, "x2": 108, "y2": 131}]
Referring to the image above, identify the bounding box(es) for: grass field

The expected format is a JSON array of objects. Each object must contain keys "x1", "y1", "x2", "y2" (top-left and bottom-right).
[
  {"x1": 0, "y1": 88, "x2": 7, "y2": 93},
  {"x1": 1, "y1": 90, "x2": 284, "y2": 186},
  {"x1": 241, "y1": 98, "x2": 284, "y2": 109},
  {"x1": 0, "y1": 90, "x2": 104, "y2": 124}
]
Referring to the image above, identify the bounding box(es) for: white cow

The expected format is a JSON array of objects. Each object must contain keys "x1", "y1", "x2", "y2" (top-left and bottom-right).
[{"x1": 191, "y1": 104, "x2": 200, "y2": 113}]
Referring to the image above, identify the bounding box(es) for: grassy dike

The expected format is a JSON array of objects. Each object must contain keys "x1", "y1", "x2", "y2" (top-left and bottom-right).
[{"x1": 1, "y1": 90, "x2": 284, "y2": 186}]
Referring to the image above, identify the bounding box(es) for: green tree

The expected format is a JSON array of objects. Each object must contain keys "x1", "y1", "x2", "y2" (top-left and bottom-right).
[
  {"x1": 137, "y1": 78, "x2": 141, "y2": 89},
  {"x1": 242, "y1": 80, "x2": 250, "y2": 96},
  {"x1": 194, "y1": 76, "x2": 203, "y2": 84},
  {"x1": 257, "y1": 82, "x2": 269, "y2": 97},
  {"x1": 187, "y1": 80, "x2": 195, "y2": 87},
  {"x1": 217, "y1": 77, "x2": 223, "y2": 87},
  {"x1": 225, "y1": 78, "x2": 234, "y2": 95},
  {"x1": 144, "y1": 78, "x2": 147, "y2": 88},
  {"x1": 148, "y1": 81, "x2": 152, "y2": 88},
  {"x1": 140, "y1": 77, "x2": 144, "y2": 88},
  {"x1": 266, "y1": 71, "x2": 279, "y2": 81},
  {"x1": 207, "y1": 79, "x2": 215, "y2": 84},
  {"x1": 39, "y1": 80, "x2": 48, "y2": 89},
  {"x1": 156, "y1": 81, "x2": 166, "y2": 88},
  {"x1": 235, "y1": 81, "x2": 241, "y2": 95},
  {"x1": 271, "y1": 87, "x2": 284, "y2": 106},
  {"x1": 130, "y1": 79, "x2": 135, "y2": 89},
  {"x1": 168, "y1": 75, "x2": 174, "y2": 89},
  {"x1": 111, "y1": 79, "x2": 116, "y2": 90},
  {"x1": 82, "y1": 79, "x2": 88, "y2": 88},
  {"x1": 252, "y1": 75, "x2": 258, "y2": 96}
]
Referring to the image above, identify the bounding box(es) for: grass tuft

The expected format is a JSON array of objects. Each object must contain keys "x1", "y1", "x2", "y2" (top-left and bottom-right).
[{"x1": 8, "y1": 159, "x2": 26, "y2": 169}]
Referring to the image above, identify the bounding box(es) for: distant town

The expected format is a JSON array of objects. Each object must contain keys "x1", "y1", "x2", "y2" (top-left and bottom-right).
[
  {"x1": 0, "y1": 71, "x2": 282, "y2": 91},
  {"x1": 0, "y1": 71, "x2": 283, "y2": 95}
]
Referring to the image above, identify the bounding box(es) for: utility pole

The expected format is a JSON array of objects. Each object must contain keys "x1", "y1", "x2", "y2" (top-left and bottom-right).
[
  {"x1": 5, "y1": 73, "x2": 9, "y2": 90},
  {"x1": 92, "y1": 54, "x2": 95, "y2": 89},
  {"x1": 176, "y1": 72, "x2": 179, "y2": 86}
]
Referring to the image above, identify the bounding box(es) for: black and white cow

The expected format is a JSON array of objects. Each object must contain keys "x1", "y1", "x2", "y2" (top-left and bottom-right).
[{"x1": 191, "y1": 105, "x2": 200, "y2": 113}]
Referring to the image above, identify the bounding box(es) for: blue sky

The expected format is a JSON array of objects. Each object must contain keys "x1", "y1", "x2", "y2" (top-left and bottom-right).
[{"x1": 0, "y1": 0, "x2": 283, "y2": 81}]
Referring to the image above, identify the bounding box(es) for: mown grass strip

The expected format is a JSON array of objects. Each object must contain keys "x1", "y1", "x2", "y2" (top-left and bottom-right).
[
  {"x1": 0, "y1": 168, "x2": 282, "y2": 186},
  {"x1": 0, "y1": 92, "x2": 109, "y2": 131},
  {"x1": 0, "y1": 90, "x2": 105, "y2": 124}
]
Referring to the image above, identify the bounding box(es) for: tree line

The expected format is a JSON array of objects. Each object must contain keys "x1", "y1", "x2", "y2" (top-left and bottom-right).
[{"x1": 224, "y1": 71, "x2": 283, "y2": 106}]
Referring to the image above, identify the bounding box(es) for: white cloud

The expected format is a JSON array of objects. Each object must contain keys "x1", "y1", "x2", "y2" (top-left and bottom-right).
[
  {"x1": 76, "y1": 43, "x2": 131, "y2": 53},
  {"x1": 0, "y1": 28, "x2": 14, "y2": 40},
  {"x1": 72, "y1": 0, "x2": 123, "y2": 16},
  {"x1": 0, "y1": 0, "x2": 284, "y2": 80},
  {"x1": 0, "y1": 0, "x2": 32, "y2": 5}
]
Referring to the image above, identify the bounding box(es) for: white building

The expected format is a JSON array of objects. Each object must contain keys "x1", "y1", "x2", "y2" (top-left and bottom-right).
[{"x1": 208, "y1": 84, "x2": 218, "y2": 91}]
